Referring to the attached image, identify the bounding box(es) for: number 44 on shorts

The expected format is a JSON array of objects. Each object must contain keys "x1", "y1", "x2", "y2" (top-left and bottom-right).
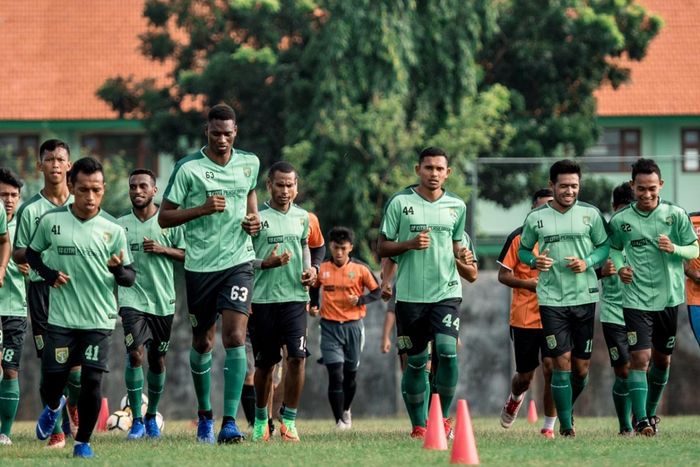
[{"x1": 441, "y1": 314, "x2": 460, "y2": 331}]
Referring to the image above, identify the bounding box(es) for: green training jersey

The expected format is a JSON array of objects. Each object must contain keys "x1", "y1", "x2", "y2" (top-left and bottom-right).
[
  {"x1": 252, "y1": 202, "x2": 309, "y2": 304},
  {"x1": 600, "y1": 259, "x2": 624, "y2": 325},
  {"x1": 29, "y1": 206, "x2": 131, "y2": 330},
  {"x1": 609, "y1": 200, "x2": 697, "y2": 311},
  {"x1": 163, "y1": 147, "x2": 260, "y2": 272},
  {"x1": 462, "y1": 231, "x2": 478, "y2": 262},
  {"x1": 117, "y1": 208, "x2": 185, "y2": 316},
  {"x1": 14, "y1": 192, "x2": 73, "y2": 282},
  {"x1": 0, "y1": 216, "x2": 28, "y2": 316},
  {"x1": 520, "y1": 201, "x2": 609, "y2": 307},
  {"x1": 380, "y1": 187, "x2": 467, "y2": 303}
]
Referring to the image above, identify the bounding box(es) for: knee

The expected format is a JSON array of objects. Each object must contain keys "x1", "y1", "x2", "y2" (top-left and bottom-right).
[
  {"x1": 286, "y1": 357, "x2": 305, "y2": 372},
  {"x1": 222, "y1": 329, "x2": 245, "y2": 348},
  {"x1": 148, "y1": 353, "x2": 166, "y2": 373},
  {"x1": 192, "y1": 333, "x2": 215, "y2": 354},
  {"x1": 2, "y1": 368, "x2": 18, "y2": 379},
  {"x1": 80, "y1": 367, "x2": 103, "y2": 394},
  {"x1": 128, "y1": 348, "x2": 144, "y2": 368}
]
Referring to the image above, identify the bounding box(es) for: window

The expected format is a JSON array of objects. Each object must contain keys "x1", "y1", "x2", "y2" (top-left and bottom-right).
[
  {"x1": 0, "y1": 134, "x2": 39, "y2": 177},
  {"x1": 81, "y1": 133, "x2": 156, "y2": 174},
  {"x1": 682, "y1": 129, "x2": 700, "y2": 172},
  {"x1": 584, "y1": 128, "x2": 640, "y2": 172}
]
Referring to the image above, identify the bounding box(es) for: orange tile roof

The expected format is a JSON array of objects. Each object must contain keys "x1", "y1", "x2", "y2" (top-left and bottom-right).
[
  {"x1": 595, "y1": 0, "x2": 700, "y2": 116},
  {"x1": 0, "y1": 1, "x2": 172, "y2": 120}
]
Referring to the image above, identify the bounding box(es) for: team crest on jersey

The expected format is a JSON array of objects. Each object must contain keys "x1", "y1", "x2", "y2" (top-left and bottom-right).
[
  {"x1": 348, "y1": 271, "x2": 356, "y2": 279},
  {"x1": 55, "y1": 347, "x2": 69, "y2": 364},
  {"x1": 189, "y1": 314, "x2": 198, "y2": 328},
  {"x1": 665, "y1": 216, "x2": 674, "y2": 225},
  {"x1": 161, "y1": 228, "x2": 169, "y2": 236},
  {"x1": 322, "y1": 271, "x2": 330, "y2": 278},
  {"x1": 35, "y1": 335, "x2": 45, "y2": 350},
  {"x1": 243, "y1": 167, "x2": 252, "y2": 177},
  {"x1": 609, "y1": 347, "x2": 619, "y2": 361},
  {"x1": 102, "y1": 231, "x2": 113, "y2": 242},
  {"x1": 125, "y1": 333, "x2": 134, "y2": 347},
  {"x1": 546, "y1": 335, "x2": 557, "y2": 350},
  {"x1": 582, "y1": 215, "x2": 591, "y2": 226},
  {"x1": 448, "y1": 208, "x2": 458, "y2": 220},
  {"x1": 627, "y1": 332, "x2": 637, "y2": 346}
]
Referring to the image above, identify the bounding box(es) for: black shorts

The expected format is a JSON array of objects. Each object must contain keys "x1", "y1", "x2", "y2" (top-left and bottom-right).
[
  {"x1": 510, "y1": 326, "x2": 550, "y2": 374},
  {"x1": 249, "y1": 302, "x2": 307, "y2": 368},
  {"x1": 185, "y1": 262, "x2": 254, "y2": 335},
  {"x1": 1, "y1": 316, "x2": 28, "y2": 370},
  {"x1": 119, "y1": 307, "x2": 174, "y2": 356},
  {"x1": 27, "y1": 280, "x2": 50, "y2": 357},
  {"x1": 623, "y1": 306, "x2": 678, "y2": 355},
  {"x1": 42, "y1": 325, "x2": 112, "y2": 372},
  {"x1": 395, "y1": 298, "x2": 462, "y2": 357},
  {"x1": 602, "y1": 322, "x2": 630, "y2": 367},
  {"x1": 539, "y1": 304, "x2": 595, "y2": 359}
]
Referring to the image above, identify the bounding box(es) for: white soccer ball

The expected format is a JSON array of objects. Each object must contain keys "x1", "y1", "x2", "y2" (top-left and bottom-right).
[
  {"x1": 120, "y1": 393, "x2": 149, "y2": 416},
  {"x1": 155, "y1": 412, "x2": 165, "y2": 432},
  {"x1": 106, "y1": 410, "x2": 133, "y2": 431}
]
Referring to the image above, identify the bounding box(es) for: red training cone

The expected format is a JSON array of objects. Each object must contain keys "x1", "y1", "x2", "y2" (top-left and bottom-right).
[
  {"x1": 451, "y1": 399, "x2": 479, "y2": 465},
  {"x1": 423, "y1": 393, "x2": 448, "y2": 451},
  {"x1": 527, "y1": 399, "x2": 538, "y2": 424},
  {"x1": 96, "y1": 397, "x2": 110, "y2": 432}
]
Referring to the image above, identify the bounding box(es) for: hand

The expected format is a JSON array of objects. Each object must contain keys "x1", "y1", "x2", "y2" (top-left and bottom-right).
[
  {"x1": 618, "y1": 266, "x2": 634, "y2": 284},
  {"x1": 381, "y1": 337, "x2": 392, "y2": 353},
  {"x1": 658, "y1": 234, "x2": 675, "y2": 253},
  {"x1": 242, "y1": 213, "x2": 261, "y2": 236},
  {"x1": 565, "y1": 256, "x2": 587, "y2": 273},
  {"x1": 201, "y1": 195, "x2": 226, "y2": 215},
  {"x1": 107, "y1": 250, "x2": 124, "y2": 268},
  {"x1": 309, "y1": 306, "x2": 320, "y2": 317},
  {"x1": 142, "y1": 237, "x2": 165, "y2": 254},
  {"x1": 535, "y1": 248, "x2": 554, "y2": 272},
  {"x1": 301, "y1": 267, "x2": 317, "y2": 287},
  {"x1": 456, "y1": 247, "x2": 474, "y2": 265},
  {"x1": 411, "y1": 228, "x2": 431, "y2": 250},
  {"x1": 0, "y1": 267, "x2": 5, "y2": 287},
  {"x1": 688, "y1": 268, "x2": 700, "y2": 284},
  {"x1": 347, "y1": 293, "x2": 360, "y2": 306},
  {"x1": 262, "y1": 244, "x2": 292, "y2": 269},
  {"x1": 524, "y1": 277, "x2": 538, "y2": 292},
  {"x1": 18, "y1": 262, "x2": 30, "y2": 276},
  {"x1": 380, "y1": 281, "x2": 393, "y2": 301},
  {"x1": 601, "y1": 259, "x2": 616, "y2": 277},
  {"x1": 53, "y1": 271, "x2": 70, "y2": 288}
]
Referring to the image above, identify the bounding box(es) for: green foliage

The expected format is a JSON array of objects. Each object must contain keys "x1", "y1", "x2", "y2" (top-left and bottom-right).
[{"x1": 101, "y1": 155, "x2": 133, "y2": 216}]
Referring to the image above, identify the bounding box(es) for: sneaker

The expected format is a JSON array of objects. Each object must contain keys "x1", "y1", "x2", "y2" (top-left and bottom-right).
[
  {"x1": 341, "y1": 409, "x2": 352, "y2": 428},
  {"x1": 560, "y1": 428, "x2": 576, "y2": 438},
  {"x1": 73, "y1": 443, "x2": 94, "y2": 458},
  {"x1": 36, "y1": 396, "x2": 67, "y2": 440},
  {"x1": 619, "y1": 428, "x2": 633, "y2": 437},
  {"x1": 144, "y1": 415, "x2": 161, "y2": 439},
  {"x1": 127, "y1": 419, "x2": 145, "y2": 440},
  {"x1": 252, "y1": 419, "x2": 270, "y2": 442},
  {"x1": 648, "y1": 415, "x2": 660, "y2": 435},
  {"x1": 196, "y1": 415, "x2": 215, "y2": 444},
  {"x1": 635, "y1": 419, "x2": 655, "y2": 437},
  {"x1": 410, "y1": 426, "x2": 427, "y2": 439},
  {"x1": 217, "y1": 419, "x2": 245, "y2": 444},
  {"x1": 67, "y1": 403, "x2": 79, "y2": 438},
  {"x1": 279, "y1": 419, "x2": 300, "y2": 442},
  {"x1": 444, "y1": 417, "x2": 454, "y2": 440},
  {"x1": 46, "y1": 432, "x2": 66, "y2": 449},
  {"x1": 0, "y1": 434, "x2": 12, "y2": 445},
  {"x1": 540, "y1": 428, "x2": 555, "y2": 439},
  {"x1": 499, "y1": 395, "x2": 524, "y2": 429},
  {"x1": 336, "y1": 419, "x2": 350, "y2": 430}
]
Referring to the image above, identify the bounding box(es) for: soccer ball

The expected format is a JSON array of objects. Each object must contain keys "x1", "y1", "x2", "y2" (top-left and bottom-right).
[
  {"x1": 154, "y1": 412, "x2": 165, "y2": 432},
  {"x1": 106, "y1": 410, "x2": 132, "y2": 431},
  {"x1": 120, "y1": 393, "x2": 149, "y2": 416}
]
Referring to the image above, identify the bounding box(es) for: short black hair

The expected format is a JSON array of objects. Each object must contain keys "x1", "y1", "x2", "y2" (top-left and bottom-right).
[
  {"x1": 208, "y1": 104, "x2": 237, "y2": 123},
  {"x1": 612, "y1": 181, "x2": 634, "y2": 208},
  {"x1": 328, "y1": 226, "x2": 354, "y2": 245},
  {"x1": 531, "y1": 188, "x2": 553, "y2": 204},
  {"x1": 39, "y1": 139, "x2": 70, "y2": 162},
  {"x1": 267, "y1": 161, "x2": 297, "y2": 180},
  {"x1": 68, "y1": 157, "x2": 104, "y2": 185},
  {"x1": 0, "y1": 168, "x2": 23, "y2": 190},
  {"x1": 549, "y1": 159, "x2": 581, "y2": 183},
  {"x1": 129, "y1": 168, "x2": 156, "y2": 185},
  {"x1": 631, "y1": 157, "x2": 661, "y2": 181},
  {"x1": 418, "y1": 146, "x2": 449, "y2": 165}
]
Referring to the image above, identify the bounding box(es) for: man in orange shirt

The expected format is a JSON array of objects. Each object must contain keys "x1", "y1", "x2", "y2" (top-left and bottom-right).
[
  {"x1": 310, "y1": 226, "x2": 380, "y2": 429},
  {"x1": 685, "y1": 211, "x2": 700, "y2": 348},
  {"x1": 497, "y1": 189, "x2": 557, "y2": 438}
]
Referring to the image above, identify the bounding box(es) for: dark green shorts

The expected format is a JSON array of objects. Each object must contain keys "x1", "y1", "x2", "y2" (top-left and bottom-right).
[
  {"x1": 395, "y1": 298, "x2": 461, "y2": 356},
  {"x1": 119, "y1": 307, "x2": 174, "y2": 356},
  {"x1": 42, "y1": 325, "x2": 111, "y2": 372},
  {"x1": 539, "y1": 304, "x2": 595, "y2": 359},
  {"x1": 27, "y1": 280, "x2": 50, "y2": 357},
  {"x1": 1, "y1": 316, "x2": 27, "y2": 370}
]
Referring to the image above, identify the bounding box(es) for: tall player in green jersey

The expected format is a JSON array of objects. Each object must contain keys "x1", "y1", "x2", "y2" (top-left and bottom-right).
[
  {"x1": 118, "y1": 169, "x2": 185, "y2": 440},
  {"x1": 159, "y1": 104, "x2": 262, "y2": 444},
  {"x1": 518, "y1": 159, "x2": 610, "y2": 437},
  {"x1": 28, "y1": 158, "x2": 135, "y2": 458},
  {"x1": 0, "y1": 169, "x2": 26, "y2": 446},
  {"x1": 609, "y1": 158, "x2": 699, "y2": 436},
  {"x1": 249, "y1": 161, "x2": 315, "y2": 442},
  {"x1": 378, "y1": 147, "x2": 470, "y2": 439},
  {"x1": 12, "y1": 139, "x2": 78, "y2": 447}
]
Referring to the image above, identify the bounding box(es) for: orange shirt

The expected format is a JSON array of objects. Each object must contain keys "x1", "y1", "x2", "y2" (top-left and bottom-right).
[
  {"x1": 317, "y1": 258, "x2": 379, "y2": 322},
  {"x1": 497, "y1": 227, "x2": 542, "y2": 329},
  {"x1": 686, "y1": 212, "x2": 700, "y2": 305},
  {"x1": 308, "y1": 212, "x2": 325, "y2": 249}
]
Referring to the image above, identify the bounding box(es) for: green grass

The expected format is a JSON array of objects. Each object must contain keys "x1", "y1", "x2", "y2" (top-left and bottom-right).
[{"x1": 3, "y1": 416, "x2": 700, "y2": 466}]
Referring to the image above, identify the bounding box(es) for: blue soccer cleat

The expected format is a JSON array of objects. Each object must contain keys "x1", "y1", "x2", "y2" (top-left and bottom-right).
[
  {"x1": 217, "y1": 418, "x2": 245, "y2": 444},
  {"x1": 127, "y1": 418, "x2": 145, "y2": 440},
  {"x1": 73, "y1": 442, "x2": 94, "y2": 458},
  {"x1": 145, "y1": 416, "x2": 161, "y2": 439},
  {"x1": 196, "y1": 415, "x2": 215, "y2": 444},
  {"x1": 36, "y1": 395, "x2": 67, "y2": 440}
]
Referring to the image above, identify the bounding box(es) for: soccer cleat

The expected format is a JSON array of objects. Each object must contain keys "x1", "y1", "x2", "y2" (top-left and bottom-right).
[
  {"x1": 540, "y1": 428, "x2": 555, "y2": 439},
  {"x1": 128, "y1": 419, "x2": 146, "y2": 440},
  {"x1": 410, "y1": 426, "x2": 427, "y2": 439},
  {"x1": 67, "y1": 403, "x2": 79, "y2": 438},
  {"x1": 560, "y1": 428, "x2": 576, "y2": 438},
  {"x1": 444, "y1": 417, "x2": 454, "y2": 440},
  {"x1": 252, "y1": 419, "x2": 270, "y2": 442},
  {"x1": 649, "y1": 415, "x2": 660, "y2": 435},
  {"x1": 336, "y1": 419, "x2": 350, "y2": 430},
  {"x1": 635, "y1": 419, "x2": 655, "y2": 437},
  {"x1": 341, "y1": 409, "x2": 352, "y2": 429},
  {"x1": 196, "y1": 415, "x2": 215, "y2": 444},
  {"x1": 279, "y1": 419, "x2": 300, "y2": 442},
  {"x1": 217, "y1": 419, "x2": 245, "y2": 444},
  {"x1": 46, "y1": 432, "x2": 66, "y2": 449},
  {"x1": 499, "y1": 395, "x2": 524, "y2": 429},
  {"x1": 0, "y1": 434, "x2": 12, "y2": 445},
  {"x1": 145, "y1": 415, "x2": 161, "y2": 439},
  {"x1": 36, "y1": 396, "x2": 67, "y2": 440},
  {"x1": 73, "y1": 443, "x2": 94, "y2": 458}
]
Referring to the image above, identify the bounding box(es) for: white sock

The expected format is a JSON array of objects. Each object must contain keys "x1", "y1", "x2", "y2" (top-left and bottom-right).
[{"x1": 543, "y1": 416, "x2": 557, "y2": 430}]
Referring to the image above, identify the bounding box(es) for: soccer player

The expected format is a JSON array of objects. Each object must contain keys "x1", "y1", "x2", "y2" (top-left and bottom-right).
[
  {"x1": 598, "y1": 182, "x2": 634, "y2": 435},
  {"x1": 609, "y1": 158, "x2": 699, "y2": 436},
  {"x1": 159, "y1": 104, "x2": 261, "y2": 444},
  {"x1": 12, "y1": 139, "x2": 78, "y2": 447},
  {"x1": 686, "y1": 210, "x2": 700, "y2": 348},
  {"x1": 309, "y1": 226, "x2": 380, "y2": 429},
  {"x1": 518, "y1": 159, "x2": 610, "y2": 437},
  {"x1": 117, "y1": 169, "x2": 185, "y2": 440},
  {"x1": 28, "y1": 157, "x2": 135, "y2": 458},
  {"x1": 249, "y1": 161, "x2": 316, "y2": 442},
  {"x1": 0, "y1": 169, "x2": 24, "y2": 446},
  {"x1": 498, "y1": 188, "x2": 558, "y2": 438},
  {"x1": 377, "y1": 146, "x2": 470, "y2": 439}
]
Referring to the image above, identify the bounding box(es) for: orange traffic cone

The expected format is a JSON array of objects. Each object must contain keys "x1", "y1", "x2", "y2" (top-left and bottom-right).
[
  {"x1": 451, "y1": 399, "x2": 479, "y2": 465},
  {"x1": 527, "y1": 400, "x2": 538, "y2": 424},
  {"x1": 96, "y1": 397, "x2": 110, "y2": 432},
  {"x1": 423, "y1": 393, "x2": 448, "y2": 451}
]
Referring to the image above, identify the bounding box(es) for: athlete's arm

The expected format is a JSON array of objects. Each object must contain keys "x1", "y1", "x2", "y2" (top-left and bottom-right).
[
  {"x1": 12, "y1": 247, "x2": 27, "y2": 264},
  {"x1": 25, "y1": 246, "x2": 64, "y2": 287},
  {"x1": 241, "y1": 190, "x2": 261, "y2": 236},
  {"x1": 380, "y1": 257, "x2": 397, "y2": 301},
  {"x1": 142, "y1": 237, "x2": 185, "y2": 262},
  {"x1": 0, "y1": 232, "x2": 9, "y2": 286},
  {"x1": 497, "y1": 266, "x2": 536, "y2": 291},
  {"x1": 310, "y1": 245, "x2": 326, "y2": 273},
  {"x1": 107, "y1": 250, "x2": 136, "y2": 287},
  {"x1": 158, "y1": 197, "x2": 224, "y2": 228},
  {"x1": 685, "y1": 262, "x2": 700, "y2": 283},
  {"x1": 301, "y1": 243, "x2": 316, "y2": 286},
  {"x1": 381, "y1": 309, "x2": 395, "y2": 353},
  {"x1": 377, "y1": 230, "x2": 430, "y2": 258}
]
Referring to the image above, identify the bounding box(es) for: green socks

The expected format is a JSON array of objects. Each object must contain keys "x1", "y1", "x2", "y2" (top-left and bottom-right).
[
  {"x1": 255, "y1": 406, "x2": 268, "y2": 423},
  {"x1": 125, "y1": 363, "x2": 144, "y2": 419},
  {"x1": 146, "y1": 370, "x2": 166, "y2": 415},
  {"x1": 190, "y1": 348, "x2": 212, "y2": 412},
  {"x1": 646, "y1": 364, "x2": 669, "y2": 417},
  {"x1": 612, "y1": 377, "x2": 632, "y2": 431},
  {"x1": 403, "y1": 349, "x2": 429, "y2": 427},
  {"x1": 434, "y1": 334, "x2": 458, "y2": 418},
  {"x1": 0, "y1": 378, "x2": 19, "y2": 436},
  {"x1": 570, "y1": 372, "x2": 589, "y2": 405},
  {"x1": 627, "y1": 369, "x2": 648, "y2": 421},
  {"x1": 223, "y1": 346, "x2": 247, "y2": 418},
  {"x1": 67, "y1": 368, "x2": 81, "y2": 406},
  {"x1": 551, "y1": 370, "x2": 573, "y2": 430},
  {"x1": 281, "y1": 405, "x2": 297, "y2": 423}
]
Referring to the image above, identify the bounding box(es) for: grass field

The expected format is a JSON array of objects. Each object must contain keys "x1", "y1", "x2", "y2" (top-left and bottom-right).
[{"x1": 3, "y1": 416, "x2": 700, "y2": 465}]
